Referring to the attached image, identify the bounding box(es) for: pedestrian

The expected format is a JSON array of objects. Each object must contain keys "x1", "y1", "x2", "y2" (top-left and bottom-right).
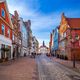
[
  {"x1": 31, "y1": 52, "x2": 33, "y2": 58},
  {"x1": 13, "y1": 49, "x2": 15, "y2": 60}
]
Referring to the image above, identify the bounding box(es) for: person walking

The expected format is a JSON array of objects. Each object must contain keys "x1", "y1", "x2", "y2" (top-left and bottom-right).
[{"x1": 13, "y1": 49, "x2": 15, "y2": 60}]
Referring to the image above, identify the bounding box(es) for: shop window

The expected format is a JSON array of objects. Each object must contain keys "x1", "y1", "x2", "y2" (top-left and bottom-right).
[
  {"x1": 1, "y1": 24, "x2": 5, "y2": 35},
  {"x1": 1, "y1": 8, "x2": 5, "y2": 18},
  {"x1": 1, "y1": 44, "x2": 5, "y2": 59}
]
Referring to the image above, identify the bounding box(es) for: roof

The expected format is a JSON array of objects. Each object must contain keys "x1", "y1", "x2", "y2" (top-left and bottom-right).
[
  {"x1": 66, "y1": 18, "x2": 80, "y2": 28},
  {"x1": 40, "y1": 46, "x2": 48, "y2": 49},
  {"x1": 0, "y1": 0, "x2": 6, "y2": 3}
]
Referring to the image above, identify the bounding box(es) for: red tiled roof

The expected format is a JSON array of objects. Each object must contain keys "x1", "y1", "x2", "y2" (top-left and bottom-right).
[{"x1": 66, "y1": 18, "x2": 80, "y2": 28}]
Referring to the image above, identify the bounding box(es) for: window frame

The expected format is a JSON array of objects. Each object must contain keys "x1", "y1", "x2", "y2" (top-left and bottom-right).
[
  {"x1": 1, "y1": 24, "x2": 5, "y2": 35},
  {"x1": 1, "y1": 8, "x2": 5, "y2": 18},
  {"x1": 7, "y1": 28, "x2": 10, "y2": 38}
]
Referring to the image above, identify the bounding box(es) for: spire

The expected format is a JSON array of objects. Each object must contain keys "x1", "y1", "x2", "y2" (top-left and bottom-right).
[
  {"x1": 62, "y1": 12, "x2": 65, "y2": 18},
  {"x1": 62, "y1": 12, "x2": 64, "y2": 16},
  {"x1": 43, "y1": 41, "x2": 45, "y2": 47}
]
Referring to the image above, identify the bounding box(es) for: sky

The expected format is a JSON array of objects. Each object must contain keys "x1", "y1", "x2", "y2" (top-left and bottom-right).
[{"x1": 7, "y1": 0, "x2": 80, "y2": 47}]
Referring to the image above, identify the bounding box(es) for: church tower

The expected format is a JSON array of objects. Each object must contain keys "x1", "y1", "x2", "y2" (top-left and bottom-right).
[{"x1": 43, "y1": 41, "x2": 45, "y2": 47}]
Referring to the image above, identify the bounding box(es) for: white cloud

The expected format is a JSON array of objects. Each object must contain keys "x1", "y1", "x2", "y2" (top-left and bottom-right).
[{"x1": 7, "y1": 0, "x2": 60, "y2": 46}]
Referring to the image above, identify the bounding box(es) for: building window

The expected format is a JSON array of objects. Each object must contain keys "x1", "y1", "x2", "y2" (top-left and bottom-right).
[
  {"x1": 12, "y1": 34, "x2": 15, "y2": 40},
  {"x1": 1, "y1": 24, "x2": 5, "y2": 35},
  {"x1": 33, "y1": 42, "x2": 35, "y2": 44},
  {"x1": 1, "y1": 8, "x2": 5, "y2": 18},
  {"x1": 8, "y1": 29, "x2": 10, "y2": 38},
  {"x1": 57, "y1": 29, "x2": 58, "y2": 33},
  {"x1": 33, "y1": 46, "x2": 35, "y2": 49},
  {"x1": 63, "y1": 32, "x2": 66, "y2": 38}
]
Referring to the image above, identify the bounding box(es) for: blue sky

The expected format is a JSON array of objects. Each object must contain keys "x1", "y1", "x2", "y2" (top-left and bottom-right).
[{"x1": 7, "y1": 0, "x2": 80, "y2": 47}]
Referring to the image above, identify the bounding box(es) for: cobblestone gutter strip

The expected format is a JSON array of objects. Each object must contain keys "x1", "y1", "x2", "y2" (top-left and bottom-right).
[
  {"x1": 37, "y1": 60, "x2": 43, "y2": 80},
  {"x1": 36, "y1": 57, "x2": 41, "y2": 80},
  {"x1": 35, "y1": 60, "x2": 39, "y2": 80},
  {"x1": 36, "y1": 58, "x2": 50, "y2": 80}
]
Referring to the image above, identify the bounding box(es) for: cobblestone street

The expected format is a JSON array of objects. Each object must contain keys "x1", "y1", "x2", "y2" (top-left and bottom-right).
[
  {"x1": 0, "y1": 55, "x2": 80, "y2": 80},
  {"x1": 0, "y1": 57, "x2": 38, "y2": 80},
  {"x1": 0, "y1": 0, "x2": 80, "y2": 80},
  {"x1": 36, "y1": 54, "x2": 80, "y2": 80},
  {"x1": 52, "y1": 57, "x2": 80, "y2": 73}
]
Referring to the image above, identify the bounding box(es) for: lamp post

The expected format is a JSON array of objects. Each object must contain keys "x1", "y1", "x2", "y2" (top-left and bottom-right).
[{"x1": 69, "y1": 28, "x2": 80, "y2": 68}]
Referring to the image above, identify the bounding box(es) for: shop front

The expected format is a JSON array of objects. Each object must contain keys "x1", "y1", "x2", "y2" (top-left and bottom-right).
[
  {"x1": 1, "y1": 44, "x2": 11, "y2": 61},
  {"x1": 0, "y1": 35, "x2": 12, "y2": 62}
]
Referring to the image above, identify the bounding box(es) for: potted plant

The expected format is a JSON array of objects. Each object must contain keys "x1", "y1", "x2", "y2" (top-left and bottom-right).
[
  {"x1": 5, "y1": 48, "x2": 9, "y2": 52},
  {"x1": 1, "y1": 47, "x2": 9, "y2": 61}
]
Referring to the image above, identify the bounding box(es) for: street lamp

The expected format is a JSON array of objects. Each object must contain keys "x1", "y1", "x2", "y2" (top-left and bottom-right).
[{"x1": 69, "y1": 29, "x2": 80, "y2": 68}]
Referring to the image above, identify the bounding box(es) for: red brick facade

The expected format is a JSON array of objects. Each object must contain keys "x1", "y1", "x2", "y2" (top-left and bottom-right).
[
  {"x1": 59, "y1": 13, "x2": 80, "y2": 60},
  {"x1": 10, "y1": 10, "x2": 22, "y2": 58},
  {"x1": 0, "y1": 2, "x2": 12, "y2": 39},
  {"x1": 0, "y1": 1, "x2": 13, "y2": 61}
]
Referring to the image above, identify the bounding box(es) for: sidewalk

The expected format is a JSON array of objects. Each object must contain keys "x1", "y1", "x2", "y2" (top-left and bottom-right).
[
  {"x1": 0, "y1": 57, "x2": 38, "y2": 80},
  {"x1": 52, "y1": 57, "x2": 80, "y2": 73}
]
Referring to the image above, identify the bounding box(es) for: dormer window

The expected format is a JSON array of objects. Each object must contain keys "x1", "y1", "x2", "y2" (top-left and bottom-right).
[{"x1": 1, "y1": 8, "x2": 5, "y2": 18}]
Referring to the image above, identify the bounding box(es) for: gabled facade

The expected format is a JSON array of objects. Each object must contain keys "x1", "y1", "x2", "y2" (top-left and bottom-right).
[
  {"x1": 24, "y1": 20, "x2": 32, "y2": 55},
  {"x1": 59, "y1": 13, "x2": 80, "y2": 60},
  {"x1": 19, "y1": 18, "x2": 28, "y2": 56},
  {"x1": 0, "y1": 0, "x2": 13, "y2": 61},
  {"x1": 31, "y1": 36, "x2": 39, "y2": 54},
  {"x1": 10, "y1": 11, "x2": 21, "y2": 59},
  {"x1": 39, "y1": 41, "x2": 49, "y2": 54}
]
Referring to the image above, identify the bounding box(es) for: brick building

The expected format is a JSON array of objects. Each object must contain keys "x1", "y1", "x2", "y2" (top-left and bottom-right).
[
  {"x1": 49, "y1": 33, "x2": 53, "y2": 54},
  {"x1": 59, "y1": 13, "x2": 80, "y2": 60},
  {"x1": 10, "y1": 11, "x2": 22, "y2": 58},
  {"x1": 0, "y1": 0, "x2": 13, "y2": 61}
]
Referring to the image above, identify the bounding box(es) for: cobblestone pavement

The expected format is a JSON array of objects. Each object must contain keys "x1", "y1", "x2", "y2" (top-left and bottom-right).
[
  {"x1": 36, "y1": 54, "x2": 80, "y2": 80},
  {"x1": 52, "y1": 57, "x2": 80, "y2": 72},
  {"x1": 0, "y1": 57, "x2": 38, "y2": 80}
]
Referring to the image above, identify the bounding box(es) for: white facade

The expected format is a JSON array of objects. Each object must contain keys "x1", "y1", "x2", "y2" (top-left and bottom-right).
[
  {"x1": 19, "y1": 18, "x2": 28, "y2": 56},
  {"x1": 39, "y1": 46, "x2": 48, "y2": 54},
  {"x1": 31, "y1": 36, "x2": 39, "y2": 54}
]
